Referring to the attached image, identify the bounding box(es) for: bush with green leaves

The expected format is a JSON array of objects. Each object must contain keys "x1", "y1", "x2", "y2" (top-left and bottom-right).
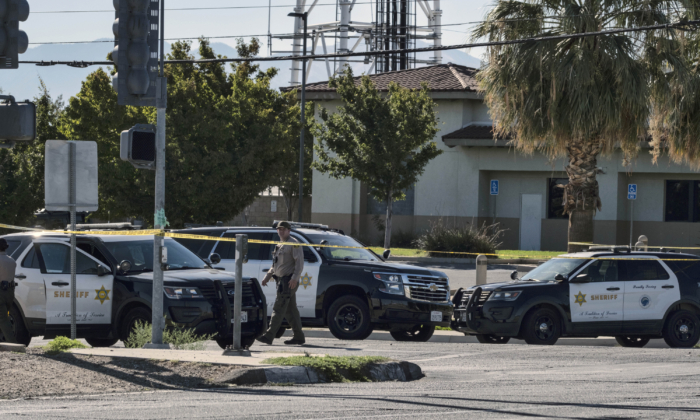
[
  {"x1": 415, "y1": 219, "x2": 503, "y2": 258},
  {"x1": 43, "y1": 336, "x2": 88, "y2": 353},
  {"x1": 124, "y1": 320, "x2": 215, "y2": 350}
]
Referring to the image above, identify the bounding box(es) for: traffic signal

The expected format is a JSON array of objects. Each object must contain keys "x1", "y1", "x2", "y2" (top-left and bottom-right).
[
  {"x1": 112, "y1": 0, "x2": 159, "y2": 107},
  {"x1": 0, "y1": 95, "x2": 35, "y2": 143},
  {"x1": 0, "y1": 0, "x2": 30, "y2": 70},
  {"x1": 120, "y1": 124, "x2": 156, "y2": 169}
]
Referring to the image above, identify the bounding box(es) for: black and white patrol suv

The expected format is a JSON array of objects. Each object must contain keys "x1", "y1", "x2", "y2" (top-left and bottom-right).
[
  {"x1": 453, "y1": 247, "x2": 700, "y2": 348},
  {"x1": 172, "y1": 221, "x2": 454, "y2": 341},
  {"x1": 0, "y1": 229, "x2": 267, "y2": 349}
]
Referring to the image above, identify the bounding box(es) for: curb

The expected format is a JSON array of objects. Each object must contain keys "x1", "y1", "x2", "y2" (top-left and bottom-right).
[
  {"x1": 211, "y1": 361, "x2": 423, "y2": 385},
  {"x1": 0, "y1": 343, "x2": 26, "y2": 353}
]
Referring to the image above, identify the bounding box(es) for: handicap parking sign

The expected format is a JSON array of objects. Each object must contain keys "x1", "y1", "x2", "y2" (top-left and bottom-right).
[
  {"x1": 628, "y1": 184, "x2": 637, "y2": 200},
  {"x1": 490, "y1": 180, "x2": 499, "y2": 196}
]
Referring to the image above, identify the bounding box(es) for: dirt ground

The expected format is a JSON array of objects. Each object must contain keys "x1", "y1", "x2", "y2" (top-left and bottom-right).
[{"x1": 0, "y1": 349, "x2": 243, "y2": 400}]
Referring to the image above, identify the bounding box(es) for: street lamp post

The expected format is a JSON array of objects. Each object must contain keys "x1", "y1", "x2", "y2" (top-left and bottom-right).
[{"x1": 288, "y1": 12, "x2": 308, "y2": 223}]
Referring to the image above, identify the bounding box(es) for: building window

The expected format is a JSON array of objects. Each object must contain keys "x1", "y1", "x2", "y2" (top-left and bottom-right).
[
  {"x1": 547, "y1": 178, "x2": 569, "y2": 219},
  {"x1": 665, "y1": 180, "x2": 700, "y2": 222},
  {"x1": 367, "y1": 186, "x2": 415, "y2": 216}
]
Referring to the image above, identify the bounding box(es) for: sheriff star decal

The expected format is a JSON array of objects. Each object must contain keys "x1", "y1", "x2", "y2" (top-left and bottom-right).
[
  {"x1": 574, "y1": 291, "x2": 587, "y2": 307},
  {"x1": 95, "y1": 285, "x2": 111, "y2": 305},
  {"x1": 300, "y1": 273, "x2": 312, "y2": 290}
]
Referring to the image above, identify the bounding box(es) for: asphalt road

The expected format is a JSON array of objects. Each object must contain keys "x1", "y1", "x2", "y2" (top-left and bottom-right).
[{"x1": 5, "y1": 337, "x2": 700, "y2": 419}]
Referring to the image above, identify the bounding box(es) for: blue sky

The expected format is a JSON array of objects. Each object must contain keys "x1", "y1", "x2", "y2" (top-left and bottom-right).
[{"x1": 2, "y1": 0, "x2": 495, "y2": 100}]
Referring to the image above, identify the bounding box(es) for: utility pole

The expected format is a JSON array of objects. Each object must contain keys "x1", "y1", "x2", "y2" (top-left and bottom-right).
[
  {"x1": 151, "y1": 0, "x2": 168, "y2": 347},
  {"x1": 233, "y1": 235, "x2": 248, "y2": 350},
  {"x1": 289, "y1": 12, "x2": 308, "y2": 223}
]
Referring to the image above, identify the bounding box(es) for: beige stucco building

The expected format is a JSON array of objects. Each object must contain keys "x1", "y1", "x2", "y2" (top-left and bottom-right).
[{"x1": 296, "y1": 64, "x2": 700, "y2": 251}]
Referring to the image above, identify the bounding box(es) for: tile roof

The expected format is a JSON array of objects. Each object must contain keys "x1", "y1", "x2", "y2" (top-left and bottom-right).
[
  {"x1": 281, "y1": 63, "x2": 479, "y2": 93},
  {"x1": 441, "y1": 124, "x2": 510, "y2": 140}
]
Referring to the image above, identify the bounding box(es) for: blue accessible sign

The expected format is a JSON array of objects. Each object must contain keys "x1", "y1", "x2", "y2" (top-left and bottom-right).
[
  {"x1": 628, "y1": 184, "x2": 637, "y2": 200},
  {"x1": 490, "y1": 180, "x2": 499, "y2": 196}
]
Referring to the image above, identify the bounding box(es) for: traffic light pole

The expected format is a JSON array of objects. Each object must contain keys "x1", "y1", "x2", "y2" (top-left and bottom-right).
[{"x1": 150, "y1": 0, "x2": 168, "y2": 347}]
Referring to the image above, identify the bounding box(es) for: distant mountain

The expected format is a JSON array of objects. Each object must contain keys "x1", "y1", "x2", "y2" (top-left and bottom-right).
[{"x1": 0, "y1": 40, "x2": 481, "y2": 102}]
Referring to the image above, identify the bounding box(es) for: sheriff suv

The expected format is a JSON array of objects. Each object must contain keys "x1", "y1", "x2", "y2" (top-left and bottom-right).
[
  {"x1": 452, "y1": 247, "x2": 700, "y2": 348},
  {"x1": 172, "y1": 221, "x2": 453, "y2": 341},
  {"x1": 0, "y1": 228, "x2": 267, "y2": 349}
]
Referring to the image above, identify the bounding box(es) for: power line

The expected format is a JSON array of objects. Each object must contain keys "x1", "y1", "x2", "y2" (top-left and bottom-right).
[{"x1": 20, "y1": 19, "x2": 700, "y2": 67}]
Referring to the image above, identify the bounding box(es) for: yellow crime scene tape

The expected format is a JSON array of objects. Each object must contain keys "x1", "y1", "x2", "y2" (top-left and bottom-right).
[{"x1": 2, "y1": 223, "x2": 699, "y2": 261}]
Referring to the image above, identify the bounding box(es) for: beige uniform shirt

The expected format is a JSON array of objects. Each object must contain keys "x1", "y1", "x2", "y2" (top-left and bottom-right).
[
  {"x1": 0, "y1": 252, "x2": 17, "y2": 282},
  {"x1": 263, "y1": 237, "x2": 304, "y2": 283}
]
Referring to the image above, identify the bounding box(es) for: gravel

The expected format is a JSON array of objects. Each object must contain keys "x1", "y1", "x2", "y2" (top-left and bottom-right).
[{"x1": 0, "y1": 349, "x2": 243, "y2": 400}]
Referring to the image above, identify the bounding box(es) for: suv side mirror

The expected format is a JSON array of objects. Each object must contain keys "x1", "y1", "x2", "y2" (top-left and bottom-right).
[
  {"x1": 569, "y1": 274, "x2": 590, "y2": 283},
  {"x1": 554, "y1": 273, "x2": 567, "y2": 282},
  {"x1": 383, "y1": 249, "x2": 391, "y2": 260},
  {"x1": 209, "y1": 253, "x2": 222, "y2": 265},
  {"x1": 97, "y1": 265, "x2": 111, "y2": 276},
  {"x1": 510, "y1": 270, "x2": 518, "y2": 280}
]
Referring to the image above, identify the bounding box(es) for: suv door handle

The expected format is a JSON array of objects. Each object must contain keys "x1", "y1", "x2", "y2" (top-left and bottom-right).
[
  {"x1": 51, "y1": 281, "x2": 69, "y2": 287},
  {"x1": 606, "y1": 287, "x2": 620, "y2": 291},
  {"x1": 14, "y1": 274, "x2": 26, "y2": 280},
  {"x1": 662, "y1": 285, "x2": 675, "y2": 289}
]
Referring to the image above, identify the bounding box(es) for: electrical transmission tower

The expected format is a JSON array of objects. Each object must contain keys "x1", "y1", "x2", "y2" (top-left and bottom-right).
[{"x1": 276, "y1": 0, "x2": 443, "y2": 85}]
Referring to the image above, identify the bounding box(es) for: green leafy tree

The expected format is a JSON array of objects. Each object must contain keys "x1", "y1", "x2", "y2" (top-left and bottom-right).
[
  {"x1": 61, "y1": 38, "x2": 296, "y2": 227},
  {"x1": 474, "y1": 0, "x2": 699, "y2": 252},
  {"x1": 0, "y1": 80, "x2": 64, "y2": 228},
  {"x1": 312, "y1": 68, "x2": 441, "y2": 249}
]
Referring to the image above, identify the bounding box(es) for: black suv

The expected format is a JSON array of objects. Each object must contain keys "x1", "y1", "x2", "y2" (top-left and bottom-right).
[
  {"x1": 173, "y1": 222, "x2": 453, "y2": 341},
  {"x1": 1, "y1": 231, "x2": 266, "y2": 348},
  {"x1": 453, "y1": 247, "x2": 700, "y2": 348}
]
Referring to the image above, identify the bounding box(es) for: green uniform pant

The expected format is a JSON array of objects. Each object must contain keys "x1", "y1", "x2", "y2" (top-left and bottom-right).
[
  {"x1": 263, "y1": 279, "x2": 304, "y2": 341},
  {"x1": 0, "y1": 290, "x2": 16, "y2": 344}
]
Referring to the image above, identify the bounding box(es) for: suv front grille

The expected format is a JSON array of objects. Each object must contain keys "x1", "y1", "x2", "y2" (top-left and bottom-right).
[
  {"x1": 406, "y1": 275, "x2": 449, "y2": 302},
  {"x1": 223, "y1": 283, "x2": 257, "y2": 307},
  {"x1": 460, "y1": 290, "x2": 491, "y2": 308}
]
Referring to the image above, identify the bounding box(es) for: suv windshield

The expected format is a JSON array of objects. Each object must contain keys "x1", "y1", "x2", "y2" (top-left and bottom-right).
[
  {"x1": 305, "y1": 234, "x2": 379, "y2": 261},
  {"x1": 104, "y1": 238, "x2": 208, "y2": 272},
  {"x1": 520, "y1": 258, "x2": 587, "y2": 282}
]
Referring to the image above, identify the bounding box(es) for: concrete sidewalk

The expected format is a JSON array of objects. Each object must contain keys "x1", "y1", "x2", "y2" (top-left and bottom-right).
[{"x1": 67, "y1": 348, "x2": 308, "y2": 366}]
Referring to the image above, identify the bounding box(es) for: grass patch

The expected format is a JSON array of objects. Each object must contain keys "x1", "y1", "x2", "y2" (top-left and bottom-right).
[
  {"x1": 43, "y1": 336, "x2": 89, "y2": 354},
  {"x1": 263, "y1": 354, "x2": 390, "y2": 382},
  {"x1": 370, "y1": 247, "x2": 427, "y2": 257},
  {"x1": 124, "y1": 320, "x2": 216, "y2": 350},
  {"x1": 434, "y1": 326, "x2": 454, "y2": 331},
  {"x1": 496, "y1": 250, "x2": 562, "y2": 259}
]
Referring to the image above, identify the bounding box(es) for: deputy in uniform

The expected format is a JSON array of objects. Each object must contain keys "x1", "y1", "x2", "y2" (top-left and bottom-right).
[
  {"x1": 0, "y1": 239, "x2": 17, "y2": 343},
  {"x1": 256, "y1": 221, "x2": 305, "y2": 345}
]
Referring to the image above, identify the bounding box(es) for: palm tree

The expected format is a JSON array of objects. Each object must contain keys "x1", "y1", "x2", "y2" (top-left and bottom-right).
[{"x1": 474, "y1": 0, "x2": 699, "y2": 252}]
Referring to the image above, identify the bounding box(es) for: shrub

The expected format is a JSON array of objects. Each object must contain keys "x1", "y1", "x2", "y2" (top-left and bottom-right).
[
  {"x1": 263, "y1": 355, "x2": 390, "y2": 382},
  {"x1": 44, "y1": 336, "x2": 88, "y2": 353},
  {"x1": 124, "y1": 320, "x2": 216, "y2": 350},
  {"x1": 415, "y1": 219, "x2": 503, "y2": 258},
  {"x1": 391, "y1": 229, "x2": 418, "y2": 248}
]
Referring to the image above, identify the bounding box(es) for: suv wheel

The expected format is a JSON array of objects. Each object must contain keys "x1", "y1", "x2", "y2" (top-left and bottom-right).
[
  {"x1": 663, "y1": 310, "x2": 700, "y2": 348},
  {"x1": 521, "y1": 307, "x2": 561, "y2": 345},
  {"x1": 614, "y1": 336, "x2": 650, "y2": 348},
  {"x1": 327, "y1": 295, "x2": 372, "y2": 340},
  {"x1": 85, "y1": 337, "x2": 119, "y2": 348},
  {"x1": 216, "y1": 335, "x2": 256, "y2": 350},
  {"x1": 475, "y1": 334, "x2": 510, "y2": 344},
  {"x1": 0, "y1": 305, "x2": 31, "y2": 346},
  {"x1": 390, "y1": 325, "x2": 435, "y2": 342},
  {"x1": 119, "y1": 306, "x2": 152, "y2": 343}
]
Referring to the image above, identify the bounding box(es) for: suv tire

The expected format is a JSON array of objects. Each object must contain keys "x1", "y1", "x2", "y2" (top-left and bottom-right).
[
  {"x1": 521, "y1": 307, "x2": 561, "y2": 345},
  {"x1": 475, "y1": 334, "x2": 511, "y2": 344},
  {"x1": 614, "y1": 336, "x2": 650, "y2": 348},
  {"x1": 327, "y1": 295, "x2": 372, "y2": 340},
  {"x1": 390, "y1": 325, "x2": 435, "y2": 342},
  {"x1": 663, "y1": 310, "x2": 700, "y2": 348},
  {"x1": 86, "y1": 337, "x2": 119, "y2": 347},
  {"x1": 216, "y1": 335, "x2": 256, "y2": 350},
  {"x1": 119, "y1": 306, "x2": 152, "y2": 343},
  {"x1": 0, "y1": 305, "x2": 31, "y2": 346}
]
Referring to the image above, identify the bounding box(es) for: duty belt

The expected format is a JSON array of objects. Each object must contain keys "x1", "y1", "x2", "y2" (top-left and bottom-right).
[{"x1": 272, "y1": 275, "x2": 292, "y2": 281}]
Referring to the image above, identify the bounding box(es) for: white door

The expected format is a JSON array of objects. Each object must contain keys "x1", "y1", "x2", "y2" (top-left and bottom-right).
[
  {"x1": 622, "y1": 259, "x2": 680, "y2": 322},
  {"x1": 38, "y1": 242, "x2": 114, "y2": 331},
  {"x1": 13, "y1": 243, "x2": 46, "y2": 321},
  {"x1": 260, "y1": 233, "x2": 321, "y2": 319},
  {"x1": 569, "y1": 259, "x2": 625, "y2": 326},
  {"x1": 520, "y1": 194, "x2": 542, "y2": 251},
  {"x1": 211, "y1": 232, "x2": 266, "y2": 280}
]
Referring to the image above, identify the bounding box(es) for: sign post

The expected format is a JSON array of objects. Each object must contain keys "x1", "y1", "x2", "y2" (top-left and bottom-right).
[
  {"x1": 490, "y1": 180, "x2": 499, "y2": 224},
  {"x1": 628, "y1": 184, "x2": 637, "y2": 247},
  {"x1": 234, "y1": 235, "x2": 248, "y2": 350},
  {"x1": 45, "y1": 140, "x2": 99, "y2": 340}
]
